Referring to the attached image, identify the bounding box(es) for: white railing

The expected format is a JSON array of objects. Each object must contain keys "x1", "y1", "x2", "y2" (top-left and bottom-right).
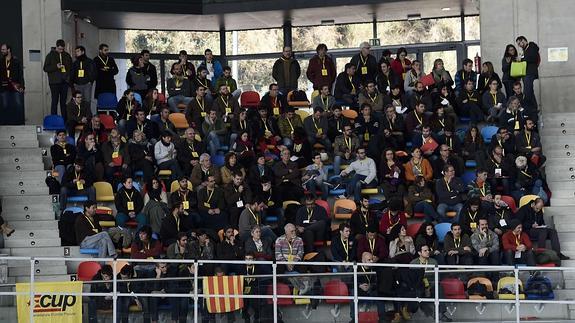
[{"x1": 0, "y1": 256, "x2": 574, "y2": 322}]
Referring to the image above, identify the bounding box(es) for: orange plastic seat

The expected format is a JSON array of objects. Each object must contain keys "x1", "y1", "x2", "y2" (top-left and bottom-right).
[
  {"x1": 77, "y1": 261, "x2": 101, "y2": 281},
  {"x1": 333, "y1": 199, "x2": 356, "y2": 220},
  {"x1": 500, "y1": 195, "x2": 517, "y2": 213},
  {"x1": 168, "y1": 112, "x2": 189, "y2": 129}
]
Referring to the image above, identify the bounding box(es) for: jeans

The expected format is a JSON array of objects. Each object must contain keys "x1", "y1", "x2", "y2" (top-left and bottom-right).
[
  {"x1": 305, "y1": 180, "x2": 329, "y2": 200},
  {"x1": 229, "y1": 133, "x2": 239, "y2": 150},
  {"x1": 79, "y1": 232, "x2": 116, "y2": 258},
  {"x1": 169, "y1": 297, "x2": 189, "y2": 323},
  {"x1": 414, "y1": 200, "x2": 441, "y2": 223},
  {"x1": 505, "y1": 249, "x2": 536, "y2": 266},
  {"x1": 116, "y1": 212, "x2": 147, "y2": 230},
  {"x1": 282, "y1": 137, "x2": 293, "y2": 149},
  {"x1": 436, "y1": 203, "x2": 463, "y2": 223},
  {"x1": 523, "y1": 75, "x2": 538, "y2": 110},
  {"x1": 345, "y1": 174, "x2": 375, "y2": 202},
  {"x1": 308, "y1": 135, "x2": 332, "y2": 151},
  {"x1": 157, "y1": 159, "x2": 183, "y2": 181},
  {"x1": 167, "y1": 95, "x2": 194, "y2": 113},
  {"x1": 333, "y1": 155, "x2": 351, "y2": 176},
  {"x1": 0, "y1": 90, "x2": 24, "y2": 125},
  {"x1": 206, "y1": 131, "x2": 222, "y2": 157},
  {"x1": 54, "y1": 164, "x2": 68, "y2": 184},
  {"x1": 49, "y1": 83, "x2": 69, "y2": 120}
]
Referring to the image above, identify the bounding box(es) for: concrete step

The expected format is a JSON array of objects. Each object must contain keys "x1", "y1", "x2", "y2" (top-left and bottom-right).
[
  {"x1": 548, "y1": 181, "x2": 575, "y2": 191},
  {"x1": 15, "y1": 274, "x2": 73, "y2": 283},
  {"x1": 6, "y1": 220, "x2": 58, "y2": 230},
  {"x1": 0, "y1": 185, "x2": 49, "y2": 196},
  {"x1": 550, "y1": 197, "x2": 575, "y2": 206},
  {"x1": 542, "y1": 136, "x2": 575, "y2": 145},
  {"x1": 1, "y1": 210, "x2": 54, "y2": 221},
  {"x1": 541, "y1": 127, "x2": 575, "y2": 136},
  {"x1": 4, "y1": 229, "x2": 60, "y2": 240},
  {"x1": 9, "y1": 265, "x2": 68, "y2": 277},
  {"x1": 544, "y1": 150, "x2": 575, "y2": 159},
  {"x1": 0, "y1": 163, "x2": 45, "y2": 172},
  {"x1": 552, "y1": 222, "x2": 575, "y2": 233},
  {"x1": 543, "y1": 113, "x2": 575, "y2": 124},
  {"x1": 0, "y1": 139, "x2": 39, "y2": 149},
  {"x1": 5, "y1": 246, "x2": 78, "y2": 257},
  {"x1": 1, "y1": 195, "x2": 56, "y2": 215},
  {"x1": 5, "y1": 259, "x2": 66, "y2": 268},
  {"x1": 3, "y1": 238, "x2": 61, "y2": 248},
  {"x1": 548, "y1": 190, "x2": 575, "y2": 199}
]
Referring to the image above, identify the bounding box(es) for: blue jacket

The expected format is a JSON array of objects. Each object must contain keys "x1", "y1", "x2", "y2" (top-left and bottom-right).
[{"x1": 199, "y1": 59, "x2": 223, "y2": 88}]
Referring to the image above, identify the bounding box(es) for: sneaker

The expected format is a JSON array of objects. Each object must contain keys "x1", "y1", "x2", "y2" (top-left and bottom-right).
[{"x1": 559, "y1": 253, "x2": 571, "y2": 260}]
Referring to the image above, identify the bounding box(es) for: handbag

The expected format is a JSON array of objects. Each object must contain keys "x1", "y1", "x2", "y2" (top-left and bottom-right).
[{"x1": 510, "y1": 61, "x2": 527, "y2": 78}]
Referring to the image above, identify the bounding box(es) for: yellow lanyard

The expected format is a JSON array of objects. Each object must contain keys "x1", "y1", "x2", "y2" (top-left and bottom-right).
[
  {"x1": 240, "y1": 120, "x2": 247, "y2": 130},
  {"x1": 307, "y1": 208, "x2": 313, "y2": 222},
  {"x1": 525, "y1": 131, "x2": 531, "y2": 145},
  {"x1": 438, "y1": 118, "x2": 445, "y2": 128},
  {"x1": 272, "y1": 97, "x2": 279, "y2": 108},
  {"x1": 345, "y1": 136, "x2": 352, "y2": 150},
  {"x1": 248, "y1": 207, "x2": 259, "y2": 225},
  {"x1": 368, "y1": 93, "x2": 377, "y2": 103},
  {"x1": 414, "y1": 112, "x2": 423, "y2": 125},
  {"x1": 468, "y1": 211, "x2": 477, "y2": 222},
  {"x1": 368, "y1": 238, "x2": 375, "y2": 253},
  {"x1": 80, "y1": 61, "x2": 83, "y2": 70},
  {"x1": 137, "y1": 123, "x2": 144, "y2": 132},
  {"x1": 59, "y1": 53, "x2": 63, "y2": 65},
  {"x1": 521, "y1": 170, "x2": 532, "y2": 178},
  {"x1": 286, "y1": 117, "x2": 294, "y2": 133},
  {"x1": 359, "y1": 54, "x2": 367, "y2": 66},
  {"x1": 221, "y1": 96, "x2": 229, "y2": 109},
  {"x1": 262, "y1": 118, "x2": 270, "y2": 131},
  {"x1": 348, "y1": 76, "x2": 355, "y2": 91},
  {"x1": 445, "y1": 178, "x2": 451, "y2": 192},
  {"x1": 196, "y1": 98, "x2": 205, "y2": 112},
  {"x1": 98, "y1": 55, "x2": 109, "y2": 67},
  {"x1": 497, "y1": 210, "x2": 505, "y2": 219},
  {"x1": 312, "y1": 118, "x2": 320, "y2": 131},
  {"x1": 484, "y1": 77, "x2": 490, "y2": 87},
  {"x1": 490, "y1": 156, "x2": 500, "y2": 168},
  {"x1": 478, "y1": 182, "x2": 486, "y2": 196},
  {"x1": 5, "y1": 59, "x2": 10, "y2": 78},
  {"x1": 173, "y1": 214, "x2": 180, "y2": 232},
  {"x1": 206, "y1": 189, "x2": 214, "y2": 204},
  {"x1": 287, "y1": 240, "x2": 293, "y2": 258},
  {"x1": 321, "y1": 96, "x2": 328, "y2": 109},
  {"x1": 361, "y1": 209, "x2": 369, "y2": 227},
  {"x1": 126, "y1": 101, "x2": 133, "y2": 120},
  {"x1": 341, "y1": 238, "x2": 349, "y2": 261},
  {"x1": 175, "y1": 78, "x2": 182, "y2": 88},
  {"x1": 388, "y1": 212, "x2": 400, "y2": 229},
  {"x1": 387, "y1": 117, "x2": 394, "y2": 130},
  {"x1": 320, "y1": 57, "x2": 326, "y2": 70},
  {"x1": 454, "y1": 238, "x2": 461, "y2": 249},
  {"x1": 197, "y1": 77, "x2": 208, "y2": 88},
  {"x1": 84, "y1": 215, "x2": 97, "y2": 231},
  {"x1": 124, "y1": 190, "x2": 133, "y2": 201},
  {"x1": 361, "y1": 266, "x2": 371, "y2": 284},
  {"x1": 514, "y1": 234, "x2": 521, "y2": 247},
  {"x1": 491, "y1": 92, "x2": 497, "y2": 105},
  {"x1": 74, "y1": 171, "x2": 81, "y2": 180},
  {"x1": 76, "y1": 103, "x2": 81, "y2": 117}
]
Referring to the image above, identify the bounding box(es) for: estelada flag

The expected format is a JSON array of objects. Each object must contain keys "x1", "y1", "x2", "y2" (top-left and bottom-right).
[{"x1": 203, "y1": 275, "x2": 244, "y2": 313}]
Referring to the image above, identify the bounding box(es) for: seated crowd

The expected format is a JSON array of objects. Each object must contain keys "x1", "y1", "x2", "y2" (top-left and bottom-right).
[{"x1": 40, "y1": 37, "x2": 566, "y2": 323}]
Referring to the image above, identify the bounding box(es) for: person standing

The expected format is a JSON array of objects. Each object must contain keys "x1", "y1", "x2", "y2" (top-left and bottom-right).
[
  {"x1": 350, "y1": 42, "x2": 378, "y2": 86},
  {"x1": 272, "y1": 46, "x2": 301, "y2": 94},
  {"x1": 70, "y1": 46, "x2": 96, "y2": 115},
  {"x1": 140, "y1": 49, "x2": 158, "y2": 91},
  {"x1": 0, "y1": 43, "x2": 25, "y2": 125},
  {"x1": 198, "y1": 48, "x2": 223, "y2": 89},
  {"x1": 93, "y1": 43, "x2": 119, "y2": 100},
  {"x1": 306, "y1": 43, "x2": 336, "y2": 91},
  {"x1": 516, "y1": 36, "x2": 540, "y2": 111},
  {"x1": 43, "y1": 39, "x2": 72, "y2": 120}
]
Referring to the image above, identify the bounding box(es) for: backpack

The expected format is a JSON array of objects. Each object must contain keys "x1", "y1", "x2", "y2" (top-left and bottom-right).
[
  {"x1": 289, "y1": 90, "x2": 309, "y2": 103},
  {"x1": 467, "y1": 276, "x2": 494, "y2": 299},
  {"x1": 45, "y1": 175, "x2": 60, "y2": 195},
  {"x1": 58, "y1": 209, "x2": 82, "y2": 246},
  {"x1": 525, "y1": 274, "x2": 554, "y2": 300}
]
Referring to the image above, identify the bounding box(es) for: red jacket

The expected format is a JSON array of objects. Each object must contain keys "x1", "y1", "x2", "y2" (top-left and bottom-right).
[
  {"x1": 306, "y1": 55, "x2": 337, "y2": 90},
  {"x1": 379, "y1": 211, "x2": 408, "y2": 234},
  {"x1": 131, "y1": 239, "x2": 163, "y2": 259},
  {"x1": 391, "y1": 58, "x2": 412, "y2": 81},
  {"x1": 501, "y1": 231, "x2": 532, "y2": 252}
]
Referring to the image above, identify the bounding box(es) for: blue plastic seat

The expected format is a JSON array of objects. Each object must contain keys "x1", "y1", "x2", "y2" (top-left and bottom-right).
[
  {"x1": 218, "y1": 145, "x2": 229, "y2": 152},
  {"x1": 97, "y1": 92, "x2": 118, "y2": 112},
  {"x1": 329, "y1": 188, "x2": 346, "y2": 196},
  {"x1": 266, "y1": 216, "x2": 279, "y2": 223},
  {"x1": 465, "y1": 160, "x2": 477, "y2": 168},
  {"x1": 43, "y1": 115, "x2": 66, "y2": 131},
  {"x1": 67, "y1": 195, "x2": 89, "y2": 203},
  {"x1": 435, "y1": 223, "x2": 452, "y2": 243},
  {"x1": 481, "y1": 126, "x2": 498, "y2": 144},
  {"x1": 459, "y1": 117, "x2": 471, "y2": 124},
  {"x1": 133, "y1": 92, "x2": 143, "y2": 105},
  {"x1": 134, "y1": 170, "x2": 144, "y2": 178},
  {"x1": 368, "y1": 198, "x2": 381, "y2": 205},
  {"x1": 211, "y1": 154, "x2": 225, "y2": 167},
  {"x1": 462, "y1": 170, "x2": 476, "y2": 186},
  {"x1": 80, "y1": 248, "x2": 99, "y2": 255},
  {"x1": 64, "y1": 206, "x2": 84, "y2": 214}
]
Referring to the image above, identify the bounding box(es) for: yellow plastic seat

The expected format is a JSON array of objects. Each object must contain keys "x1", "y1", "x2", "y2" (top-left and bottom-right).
[
  {"x1": 99, "y1": 221, "x2": 116, "y2": 228},
  {"x1": 106, "y1": 260, "x2": 130, "y2": 273},
  {"x1": 295, "y1": 110, "x2": 310, "y2": 120},
  {"x1": 282, "y1": 200, "x2": 301, "y2": 210},
  {"x1": 158, "y1": 170, "x2": 172, "y2": 177},
  {"x1": 170, "y1": 180, "x2": 193, "y2": 193},
  {"x1": 446, "y1": 211, "x2": 457, "y2": 218},
  {"x1": 94, "y1": 182, "x2": 115, "y2": 202},
  {"x1": 361, "y1": 188, "x2": 379, "y2": 195},
  {"x1": 497, "y1": 276, "x2": 525, "y2": 300},
  {"x1": 168, "y1": 112, "x2": 189, "y2": 129},
  {"x1": 519, "y1": 194, "x2": 539, "y2": 208}
]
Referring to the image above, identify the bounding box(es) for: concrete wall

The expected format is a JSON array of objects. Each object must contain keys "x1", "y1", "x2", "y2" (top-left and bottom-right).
[
  {"x1": 22, "y1": 0, "x2": 64, "y2": 125},
  {"x1": 480, "y1": 0, "x2": 575, "y2": 114}
]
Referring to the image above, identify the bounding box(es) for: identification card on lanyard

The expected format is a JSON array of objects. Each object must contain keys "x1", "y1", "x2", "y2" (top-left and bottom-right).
[
  {"x1": 127, "y1": 201, "x2": 134, "y2": 211},
  {"x1": 361, "y1": 66, "x2": 368, "y2": 75},
  {"x1": 321, "y1": 69, "x2": 328, "y2": 76},
  {"x1": 273, "y1": 107, "x2": 280, "y2": 115},
  {"x1": 192, "y1": 151, "x2": 199, "y2": 158},
  {"x1": 78, "y1": 70, "x2": 84, "y2": 78},
  {"x1": 183, "y1": 200, "x2": 190, "y2": 209},
  {"x1": 76, "y1": 181, "x2": 84, "y2": 190}
]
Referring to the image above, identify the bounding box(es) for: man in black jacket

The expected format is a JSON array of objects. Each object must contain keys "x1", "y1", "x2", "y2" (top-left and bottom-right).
[
  {"x1": 43, "y1": 39, "x2": 72, "y2": 119},
  {"x1": 88, "y1": 265, "x2": 113, "y2": 323},
  {"x1": 516, "y1": 198, "x2": 569, "y2": 260},
  {"x1": 141, "y1": 49, "x2": 158, "y2": 91},
  {"x1": 516, "y1": 36, "x2": 540, "y2": 111},
  {"x1": 71, "y1": 46, "x2": 96, "y2": 115},
  {"x1": 350, "y1": 42, "x2": 378, "y2": 86},
  {"x1": 60, "y1": 158, "x2": 95, "y2": 211},
  {"x1": 0, "y1": 43, "x2": 25, "y2": 125}
]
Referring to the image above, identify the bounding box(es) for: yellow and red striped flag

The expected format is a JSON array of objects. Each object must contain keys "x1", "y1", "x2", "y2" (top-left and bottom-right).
[{"x1": 203, "y1": 275, "x2": 244, "y2": 313}]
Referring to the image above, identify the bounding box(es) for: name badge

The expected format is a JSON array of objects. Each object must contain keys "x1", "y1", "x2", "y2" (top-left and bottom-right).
[
  {"x1": 60, "y1": 66, "x2": 66, "y2": 73},
  {"x1": 321, "y1": 69, "x2": 328, "y2": 76},
  {"x1": 361, "y1": 66, "x2": 368, "y2": 75},
  {"x1": 470, "y1": 222, "x2": 477, "y2": 230},
  {"x1": 525, "y1": 146, "x2": 532, "y2": 149},
  {"x1": 317, "y1": 128, "x2": 323, "y2": 135},
  {"x1": 244, "y1": 286, "x2": 252, "y2": 294},
  {"x1": 287, "y1": 254, "x2": 294, "y2": 262},
  {"x1": 63, "y1": 148, "x2": 67, "y2": 155},
  {"x1": 127, "y1": 201, "x2": 134, "y2": 211},
  {"x1": 112, "y1": 152, "x2": 119, "y2": 159},
  {"x1": 175, "y1": 87, "x2": 181, "y2": 91},
  {"x1": 225, "y1": 108, "x2": 232, "y2": 114},
  {"x1": 495, "y1": 168, "x2": 502, "y2": 176},
  {"x1": 303, "y1": 220, "x2": 310, "y2": 224},
  {"x1": 364, "y1": 132, "x2": 370, "y2": 141},
  {"x1": 267, "y1": 201, "x2": 275, "y2": 207},
  {"x1": 78, "y1": 69, "x2": 84, "y2": 78},
  {"x1": 227, "y1": 86, "x2": 231, "y2": 92},
  {"x1": 236, "y1": 200, "x2": 244, "y2": 208},
  {"x1": 273, "y1": 107, "x2": 280, "y2": 115},
  {"x1": 183, "y1": 201, "x2": 190, "y2": 209},
  {"x1": 499, "y1": 219, "x2": 507, "y2": 227},
  {"x1": 76, "y1": 181, "x2": 84, "y2": 190},
  {"x1": 514, "y1": 120, "x2": 520, "y2": 130},
  {"x1": 204, "y1": 202, "x2": 211, "y2": 208},
  {"x1": 201, "y1": 112, "x2": 207, "y2": 117},
  {"x1": 192, "y1": 151, "x2": 199, "y2": 158},
  {"x1": 515, "y1": 251, "x2": 522, "y2": 259}
]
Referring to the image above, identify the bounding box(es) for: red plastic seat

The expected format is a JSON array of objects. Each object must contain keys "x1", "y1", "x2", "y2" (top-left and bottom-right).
[
  {"x1": 441, "y1": 278, "x2": 467, "y2": 299},
  {"x1": 406, "y1": 223, "x2": 423, "y2": 238},
  {"x1": 157, "y1": 92, "x2": 167, "y2": 104},
  {"x1": 241, "y1": 91, "x2": 261, "y2": 109},
  {"x1": 267, "y1": 283, "x2": 293, "y2": 305},
  {"x1": 77, "y1": 261, "x2": 102, "y2": 281},
  {"x1": 500, "y1": 195, "x2": 517, "y2": 213},
  {"x1": 98, "y1": 113, "x2": 116, "y2": 130},
  {"x1": 323, "y1": 279, "x2": 350, "y2": 304},
  {"x1": 315, "y1": 199, "x2": 330, "y2": 218},
  {"x1": 358, "y1": 312, "x2": 379, "y2": 323},
  {"x1": 413, "y1": 212, "x2": 425, "y2": 219}
]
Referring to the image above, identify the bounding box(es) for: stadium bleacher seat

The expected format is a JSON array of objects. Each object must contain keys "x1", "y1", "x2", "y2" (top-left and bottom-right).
[
  {"x1": 500, "y1": 195, "x2": 517, "y2": 213},
  {"x1": 481, "y1": 126, "x2": 498, "y2": 144},
  {"x1": 441, "y1": 278, "x2": 467, "y2": 299},
  {"x1": 211, "y1": 154, "x2": 225, "y2": 167},
  {"x1": 97, "y1": 92, "x2": 118, "y2": 113},
  {"x1": 519, "y1": 194, "x2": 539, "y2": 208},
  {"x1": 406, "y1": 223, "x2": 422, "y2": 238},
  {"x1": 170, "y1": 180, "x2": 192, "y2": 193},
  {"x1": 267, "y1": 283, "x2": 293, "y2": 305},
  {"x1": 295, "y1": 109, "x2": 309, "y2": 120},
  {"x1": 464, "y1": 160, "x2": 477, "y2": 168},
  {"x1": 333, "y1": 199, "x2": 356, "y2": 220},
  {"x1": 341, "y1": 109, "x2": 358, "y2": 120},
  {"x1": 67, "y1": 195, "x2": 89, "y2": 203},
  {"x1": 435, "y1": 223, "x2": 452, "y2": 243},
  {"x1": 80, "y1": 248, "x2": 99, "y2": 255},
  {"x1": 43, "y1": 115, "x2": 65, "y2": 131},
  {"x1": 94, "y1": 182, "x2": 115, "y2": 202},
  {"x1": 133, "y1": 92, "x2": 143, "y2": 105},
  {"x1": 315, "y1": 199, "x2": 330, "y2": 217},
  {"x1": 462, "y1": 170, "x2": 476, "y2": 186},
  {"x1": 98, "y1": 113, "x2": 116, "y2": 130},
  {"x1": 240, "y1": 91, "x2": 260, "y2": 109},
  {"x1": 77, "y1": 261, "x2": 101, "y2": 281},
  {"x1": 168, "y1": 112, "x2": 189, "y2": 129},
  {"x1": 323, "y1": 279, "x2": 350, "y2": 304}
]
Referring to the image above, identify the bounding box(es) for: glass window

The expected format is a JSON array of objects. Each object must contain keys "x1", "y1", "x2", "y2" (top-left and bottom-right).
[
  {"x1": 292, "y1": 23, "x2": 372, "y2": 52},
  {"x1": 232, "y1": 59, "x2": 277, "y2": 95},
  {"x1": 377, "y1": 17, "x2": 462, "y2": 45},
  {"x1": 334, "y1": 56, "x2": 353, "y2": 74},
  {"x1": 125, "y1": 30, "x2": 220, "y2": 55},
  {"x1": 225, "y1": 29, "x2": 283, "y2": 55},
  {"x1": 422, "y1": 50, "x2": 458, "y2": 81},
  {"x1": 464, "y1": 16, "x2": 480, "y2": 41},
  {"x1": 467, "y1": 45, "x2": 481, "y2": 60}
]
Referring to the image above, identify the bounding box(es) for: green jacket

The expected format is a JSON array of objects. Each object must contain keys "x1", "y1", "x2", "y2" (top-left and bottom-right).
[
  {"x1": 215, "y1": 76, "x2": 238, "y2": 94},
  {"x1": 43, "y1": 50, "x2": 73, "y2": 84}
]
